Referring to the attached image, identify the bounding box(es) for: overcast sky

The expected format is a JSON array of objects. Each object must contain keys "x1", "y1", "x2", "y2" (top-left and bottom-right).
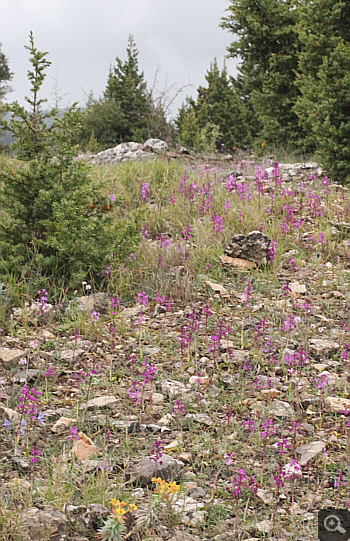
[{"x1": 0, "y1": 0, "x2": 238, "y2": 117}]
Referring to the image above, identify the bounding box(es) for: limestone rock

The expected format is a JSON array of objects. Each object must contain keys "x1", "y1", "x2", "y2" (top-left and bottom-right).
[
  {"x1": 82, "y1": 395, "x2": 118, "y2": 410},
  {"x1": 51, "y1": 417, "x2": 76, "y2": 435},
  {"x1": 143, "y1": 138, "x2": 168, "y2": 152},
  {"x1": 219, "y1": 254, "x2": 255, "y2": 270},
  {"x1": 309, "y1": 338, "x2": 339, "y2": 357},
  {"x1": 59, "y1": 349, "x2": 84, "y2": 362},
  {"x1": 131, "y1": 454, "x2": 184, "y2": 486},
  {"x1": 20, "y1": 507, "x2": 68, "y2": 541},
  {"x1": 296, "y1": 440, "x2": 326, "y2": 465},
  {"x1": 185, "y1": 413, "x2": 213, "y2": 426},
  {"x1": 269, "y1": 399, "x2": 295, "y2": 419},
  {"x1": 290, "y1": 281, "x2": 307, "y2": 295},
  {"x1": 325, "y1": 396, "x2": 350, "y2": 413},
  {"x1": 91, "y1": 139, "x2": 168, "y2": 165},
  {"x1": 65, "y1": 503, "x2": 109, "y2": 533},
  {"x1": 161, "y1": 379, "x2": 189, "y2": 398},
  {"x1": 76, "y1": 292, "x2": 112, "y2": 314},
  {"x1": 0, "y1": 348, "x2": 26, "y2": 369},
  {"x1": 205, "y1": 280, "x2": 228, "y2": 295},
  {"x1": 13, "y1": 368, "x2": 42, "y2": 382},
  {"x1": 225, "y1": 231, "x2": 272, "y2": 265},
  {"x1": 71, "y1": 433, "x2": 99, "y2": 461}
]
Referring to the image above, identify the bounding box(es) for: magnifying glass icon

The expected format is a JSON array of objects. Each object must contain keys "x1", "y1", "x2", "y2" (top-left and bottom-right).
[{"x1": 324, "y1": 514, "x2": 347, "y2": 534}]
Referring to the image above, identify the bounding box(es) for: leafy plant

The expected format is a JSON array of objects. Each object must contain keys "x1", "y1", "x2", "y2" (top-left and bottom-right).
[{"x1": 0, "y1": 32, "x2": 127, "y2": 293}]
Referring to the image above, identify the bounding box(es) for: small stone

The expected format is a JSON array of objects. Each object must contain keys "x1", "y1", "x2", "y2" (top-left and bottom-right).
[
  {"x1": 71, "y1": 433, "x2": 99, "y2": 461},
  {"x1": 127, "y1": 421, "x2": 143, "y2": 434},
  {"x1": 256, "y1": 519, "x2": 273, "y2": 533},
  {"x1": 20, "y1": 507, "x2": 68, "y2": 540},
  {"x1": 169, "y1": 534, "x2": 202, "y2": 541},
  {"x1": 14, "y1": 369, "x2": 42, "y2": 382},
  {"x1": 314, "y1": 363, "x2": 329, "y2": 372},
  {"x1": 257, "y1": 489, "x2": 274, "y2": 504},
  {"x1": 59, "y1": 349, "x2": 84, "y2": 362},
  {"x1": 179, "y1": 452, "x2": 192, "y2": 463},
  {"x1": 220, "y1": 373, "x2": 237, "y2": 387},
  {"x1": 76, "y1": 292, "x2": 111, "y2": 314},
  {"x1": 143, "y1": 346, "x2": 161, "y2": 356},
  {"x1": 309, "y1": 338, "x2": 339, "y2": 357},
  {"x1": 82, "y1": 395, "x2": 118, "y2": 410},
  {"x1": 225, "y1": 231, "x2": 272, "y2": 265},
  {"x1": 189, "y1": 375, "x2": 210, "y2": 389},
  {"x1": 132, "y1": 454, "x2": 184, "y2": 486},
  {"x1": 205, "y1": 281, "x2": 228, "y2": 295},
  {"x1": 185, "y1": 413, "x2": 213, "y2": 426},
  {"x1": 0, "y1": 405, "x2": 19, "y2": 421},
  {"x1": 261, "y1": 388, "x2": 281, "y2": 399},
  {"x1": 143, "y1": 392, "x2": 164, "y2": 405},
  {"x1": 0, "y1": 348, "x2": 26, "y2": 369},
  {"x1": 41, "y1": 330, "x2": 55, "y2": 339},
  {"x1": 296, "y1": 440, "x2": 326, "y2": 465},
  {"x1": 158, "y1": 413, "x2": 174, "y2": 425},
  {"x1": 7, "y1": 478, "x2": 32, "y2": 490},
  {"x1": 220, "y1": 340, "x2": 235, "y2": 351},
  {"x1": 219, "y1": 255, "x2": 255, "y2": 270},
  {"x1": 51, "y1": 417, "x2": 76, "y2": 435},
  {"x1": 325, "y1": 396, "x2": 350, "y2": 413},
  {"x1": 65, "y1": 503, "x2": 109, "y2": 533},
  {"x1": 161, "y1": 379, "x2": 189, "y2": 398},
  {"x1": 269, "y1": 399, "x2": 295, "y2": 419},
  {"x1": 290, "y1": 281, "x2": 307, "y2": 295}
]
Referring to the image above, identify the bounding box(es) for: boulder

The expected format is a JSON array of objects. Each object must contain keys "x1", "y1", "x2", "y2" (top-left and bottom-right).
[
  {"x1": 143, "y1": 138, "x2": 168, "y2": 152},
  {"x1": 309, "y1": 339, "x2": 339, "y2": 357},
  {"x1": 225, "y1": 231, "x2": 272, "y2": 265},
  {"x1": 20, "y1": 507, "x2": 68, "y2": 541},
  {"x1": 91, "y1": 139, "x2": 168, "y2": 165},
  {"x1": 131, "y1": 454, "x2": 184, "y2": 486},
  {"x1": 65, "y1": 503, "x2": 109, "y2": 534},
  {"x1": 0, "y1": 348, "x2": 27, "y2": 369},
  {"x1": 75, "y1": 292, "x2": 112, "y2": 314}
]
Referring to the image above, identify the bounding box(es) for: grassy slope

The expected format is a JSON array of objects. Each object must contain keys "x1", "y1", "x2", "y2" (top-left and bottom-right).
[{"x1": 1, "y1": 154, "x2": 350, "y2": 540}]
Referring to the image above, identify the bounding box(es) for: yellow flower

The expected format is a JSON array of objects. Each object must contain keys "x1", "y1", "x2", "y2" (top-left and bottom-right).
[
  {"x1": 129, "y1": 503, "x2": 137, "y2": 511},
  {"x1": 168, "y1": 481, "x2": 180, "y2": 493},
  {"x1": 114, "y1": 508, "x2": 126, "y2": 516},
  {"x1": 110, "y1": 499, "x2": 118, "y2": 507}
]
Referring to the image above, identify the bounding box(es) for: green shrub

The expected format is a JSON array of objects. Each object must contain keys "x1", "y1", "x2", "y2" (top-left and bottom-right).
[{"x1": 0, "y1": 32, "x2": 139, "y2": 293}]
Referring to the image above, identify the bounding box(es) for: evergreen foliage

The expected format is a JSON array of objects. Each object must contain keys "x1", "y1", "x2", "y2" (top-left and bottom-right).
[
  {"x1": 0, "y1": 32, "x2": 138, "y2": 292},
  {"x1": 0, "y1": 43, "x2": 13, "y2": 103},
  {"x1": 221, "y1": 0, "x2": 303, "y2": 148},
  {"x1": 176, "y1": 59, "x2": 253, "y2": 151},
  {"x1": 79, "y1": 97, "x2": 125, "y2": 149},
  {"x1": 104, "y1": 35, "x2": 150, "y2": 142},
  {"x1": 294, "y1": 0, "x2": 350, "y2": 182}
]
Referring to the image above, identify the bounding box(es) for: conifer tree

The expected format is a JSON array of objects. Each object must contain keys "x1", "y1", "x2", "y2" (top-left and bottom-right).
[
  {"x1": 0, "y1": 32, "x2": 124, "y2": 291},
  {"x1": 104, "y1": 35, "x2": 149, "y2": 141},
  {"x1": 294, "y1": 0, "x2": 350, "y2": 181},
  {"x1": 221, "y1": 0, "x2": 302, "y2": 148},
  {"x1": 0, "y1": 43, "x2": 13, "y2": 104},
  {"x1": 176, "y1": 59, "x2": 253, "y2": 151}
]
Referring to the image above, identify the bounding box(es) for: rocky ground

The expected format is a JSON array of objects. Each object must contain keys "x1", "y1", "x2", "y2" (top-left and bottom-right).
[{"x1": 1, "y1": 155, "x2": 350, "y2": 541}]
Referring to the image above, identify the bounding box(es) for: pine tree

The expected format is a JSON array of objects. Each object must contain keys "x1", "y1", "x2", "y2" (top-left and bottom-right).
[
  {"x1": 104, "y1": 35, "x2": 149, "y2": 141},
  {"x1": 0, "y1": 44, "x2": 13, "y2": 103},
  {"x1": 294, "y1": 0, "x2": 350, "y2": 181},
  {"x1": 221, "y1": 0, "x2": 303, "y2": 148},
  {"x1": 79, "y1": 96, "x2": 125, "y2": 149},
  {"x1": 195, "y1": 59, "x2": 253, "y2": 150},
  {"x1": 0, "y1": 32, "x2": 119, "y2": 291},
  {"x1": 176, "y1": 59, "x2": 253, "y2": 151}
]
